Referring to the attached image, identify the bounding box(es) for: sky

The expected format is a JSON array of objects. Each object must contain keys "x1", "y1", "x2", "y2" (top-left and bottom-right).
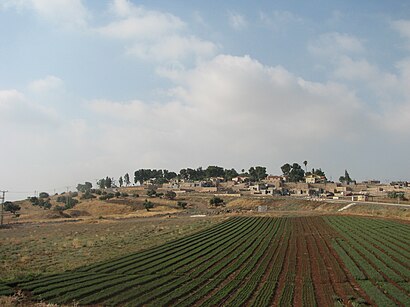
[{"x1": 1, "y1": 0, "x2": 410, "y2": 199}]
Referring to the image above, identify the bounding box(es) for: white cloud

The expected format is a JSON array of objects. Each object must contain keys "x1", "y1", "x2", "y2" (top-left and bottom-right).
[
  {"x1": 126, "y1": 35, "x2": 217, "y2": 62},
  {"x1": 228, "y1": 11, "x2": 248, "y2": 30},
  {"x1": 98, "y1": 7, "x2": 184, "y2": 40},
  {"x1": 96, "y1": 0, "x2": 216, "y2": 63},
  {"x1": 309, "y1": 32, "x2": 365, "y2": 58},
  {"x1": 88, "y1": 54, "x2": 367, "y2": 170},
  {"x1": 0, "y1": 88, "x2": 58, "y2": 127},
  {"x1": 2, "y1": 0, "x2": 90, "y2": 29},
  {"x1": 28, "y1": 75, "x2": 64, "y2": 94},
  {"x1": 392, "y1": 19, "x2": 410, "y2": 40}
]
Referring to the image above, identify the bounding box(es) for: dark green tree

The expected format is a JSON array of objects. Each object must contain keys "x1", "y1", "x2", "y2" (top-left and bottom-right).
[
  {"x1": 249, "y1": 166, "x2": 267, "y2": 182},
  {"x1": 105, "y1": 176, "x2": 112, "y2": 188},
  {"x1": 281, "y1": 163, "x2": 292, "y2": 176},
  {"x1": 339, "y1": 170, "x2": 353, "y2": 184},
  {"x1": 4, "y1": 201, "x2": 21, "y2": 216},
  {"x1": 288, "y1": 163, "x2": 305, "y2": 182},
  {"x1": 39, "y1": 192, "x2": 49, "y2": 199},
  {"x1": 76, "y1": 182, "x2": 92, "y2": 193},
  {"x1": 119, "y1": 176, "x2": 123, "y2": 187},
  {"x1": 224, "y1": 168, "x2": 239, "y2": 181},
  {"x1": 97, "y1": 178, "x2": 106, "y2": 189},
  {"x1": 124, "y1": 173, "x2": 130, "y2": 186}
]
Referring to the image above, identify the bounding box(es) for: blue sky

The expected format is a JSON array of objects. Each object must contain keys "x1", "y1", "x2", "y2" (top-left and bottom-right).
[{"x1": 1, "y1": 0, "x2": 410, "y2": 199}]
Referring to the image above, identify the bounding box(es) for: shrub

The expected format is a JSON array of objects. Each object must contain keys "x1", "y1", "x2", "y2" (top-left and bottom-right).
[
  {"x1": 177, "y1": 201, "x2": 187, "y2": 209},
  {"x1": 91, "y1": 189, "x2": 102, "y2": 195},
  {"x1": 210, "y1": 196, "x2": 224, "y2": 206},
  {"x1": 132, "y1": 193, "x2": 139, "y2": 198},
  {"x1": 165, "y1": 191, "x2": 177, "y2": 200},
  {"x1": 121, "y1": 192, "x2": 129, "y2": 197},
  {"x1": 81, "y1": 191, "x2": 96, "y2": 200},
  {"x1": 147, "y1": 189, "x2": 157, "y2": 197},
  {"x1": 4, "y1": 201, "x2": 21, "y2": 216},
  {"x1": 39, "y1": 192, "x2": 49, "y2": 199},
  {"x1": 143, "y1": 199, "x2": 154, "y2": 211},
  {"x1": 115, "y1": 192, "x2": 121, "y2": 198},
  {"x1": 55, "y1": 196, "x2": 78, "y2": 209}
]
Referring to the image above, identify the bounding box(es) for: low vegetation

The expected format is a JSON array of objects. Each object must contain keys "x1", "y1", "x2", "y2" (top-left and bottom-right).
[{"x1": 2, "y1": 216, "x2": 408, "y2": 306}]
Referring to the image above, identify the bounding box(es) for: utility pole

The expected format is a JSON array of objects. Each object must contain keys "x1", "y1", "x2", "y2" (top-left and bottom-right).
[
  {"x1": 0, "y1": 190, "x2": 8, "y2": 227},
  {"x1": 66, "y1": 186, "x2": 70, "y2": 208}
]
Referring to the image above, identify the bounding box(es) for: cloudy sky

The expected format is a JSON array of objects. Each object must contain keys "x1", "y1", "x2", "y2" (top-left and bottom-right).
[{"x1": 1, "y1": 0, "x2": 410, "y2": 198}]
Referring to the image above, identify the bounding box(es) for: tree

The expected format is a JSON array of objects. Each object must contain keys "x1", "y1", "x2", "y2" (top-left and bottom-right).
[
  {"x1": 303, "y1": 160, "x2": 308, "y2": 172},
  {"x1": 339, "y1": 170, "x2": 353, "y2": 184},
  {"x1": 387, "y1": 191, "x2": 406, "y2": 201},
  {"x1": 118, "y1": 176, "x2": 123, "y2": 187},
  {"x1": 124, "y1": 173, "x2": 130, "y2": 186},
  {"x1": 77, "y1": 182, "x2": 92, "y2": 193},
  {"x1": 281, "y1": 163, "x2": 305, "y2": 182},
  {"x1": 210, "y1": 196, "x2": 224, "y2": 206},
  {"x1": 165, "y1": 190, "x2": 177, "y2": 200},
  {"x1": 105, "y1": 176, "x2": 112, "y2": 188},
  {"x1": 248, "y1": 166, "x2": 267, "y2": 182},
  {"x1": 4, "y1": 201, "x2": 21, "y2": 216},
  {"x1": 143, "y1": 199, "x2": 154, "y2": 211},
  {"x1": 205, "y1": 166, "x2": 225, "y2": 178},
  {"x1": 224, "y1": 168, "x2": 239, "y2": 181},
  {"x1": 281, "y1": 163, "x2": 292, "y2": 176},
  {"x1": 39, "y1": 192, "x2": 49, "y2": 199},
  {"x1": 97, "y1": 178, "x2": 106, "y2": 189},
  {"x1": 288, "y1": 163, "x2": 305, "y2": 182}
]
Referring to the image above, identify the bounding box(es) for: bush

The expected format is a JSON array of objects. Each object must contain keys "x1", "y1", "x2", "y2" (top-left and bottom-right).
[
  {"x1": 91, "y1": 189, "x2": 102, "y2": 195},
  {"x1": 29, "y1": 197, "x2": 40, "y2": 206},
  {"x1": 143, "y1": 199, "x2": 154, "y2": 211},
  {"x1": 70, "y1": 192, "x2": 78, "y2": 198},
  {"x1": 177, "y1": 201, "x2": 187, "y2": 209},
  {"x1": 132, "y1": 193, "x2": 139, "y2": 198},
  {"x1": 387, "y1": 191, "x2": 407, "y2": 200},
  {"x1": 121, "y1": 192, "x2": 129, "y2": 197},
  {"x1": 55, "y1": 196, "x2": 78, "y2": 209},
  {"x1": 81, "y1": 191, "x2": 96, "y2": 200},
  {"x1": 210, "y1": 196, "x2": 224, "y2": 206},
  {"x1": 147, "y1": 189, "x2": 157, "y2": 197},
  {"x1": 165, "y1": 191, "x2": 177, "y2": 200},
  {"x1": 54, "y1": 205, "x2": 65, "y2": 212},
  {"x1": 99, "y1": 193, "x2": 114, "y2": 201},
  {"x1": 115, "y1": 192, "x2": 121, "y2": 198},
  {"x1": 39, "y1": 192, "x2": 49, "y2": 199}
]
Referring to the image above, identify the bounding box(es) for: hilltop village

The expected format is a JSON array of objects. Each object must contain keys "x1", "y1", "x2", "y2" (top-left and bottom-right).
[{"x1": 106, "y1": 164, "x2": 409, "y2": 205}]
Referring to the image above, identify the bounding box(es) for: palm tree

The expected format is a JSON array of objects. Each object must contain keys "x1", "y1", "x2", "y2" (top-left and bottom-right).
[{"x1": 303, "y1": 160, "x2": 308, "y2": 173}]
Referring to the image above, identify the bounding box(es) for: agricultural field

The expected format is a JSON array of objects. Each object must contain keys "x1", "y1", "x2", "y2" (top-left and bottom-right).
[{"x1": 1, "y1": 215, "x2": 410, "y2": 306}]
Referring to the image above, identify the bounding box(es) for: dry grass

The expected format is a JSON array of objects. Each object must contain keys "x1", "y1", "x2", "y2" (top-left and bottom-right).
[{"x1": 0, "y1": 216, "x2": 224, "y2": 282}]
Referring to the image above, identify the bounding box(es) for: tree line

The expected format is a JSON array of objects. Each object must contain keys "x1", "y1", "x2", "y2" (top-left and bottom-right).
[{"x1": 92, "y1": 162, "x2": 355, "y2": 189}]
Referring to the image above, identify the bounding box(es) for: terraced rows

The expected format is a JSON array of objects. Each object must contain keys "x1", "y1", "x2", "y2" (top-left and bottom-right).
[{"x1": 3, "y1": 216, "x2": 409, "y2": 306}]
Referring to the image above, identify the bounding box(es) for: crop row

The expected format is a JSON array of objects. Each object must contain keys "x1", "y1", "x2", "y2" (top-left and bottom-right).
[
  {"x1": 29, "y1": 217, "x2": 276, "y2": 306},
  {"x1": 326, "y1": 216, "x2": 409, "y2": 306}
]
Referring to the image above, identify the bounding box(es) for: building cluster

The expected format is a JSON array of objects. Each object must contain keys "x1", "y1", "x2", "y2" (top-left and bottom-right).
[{"x1": 144, "y1": 175, "x2": 410, "y2": 202}]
